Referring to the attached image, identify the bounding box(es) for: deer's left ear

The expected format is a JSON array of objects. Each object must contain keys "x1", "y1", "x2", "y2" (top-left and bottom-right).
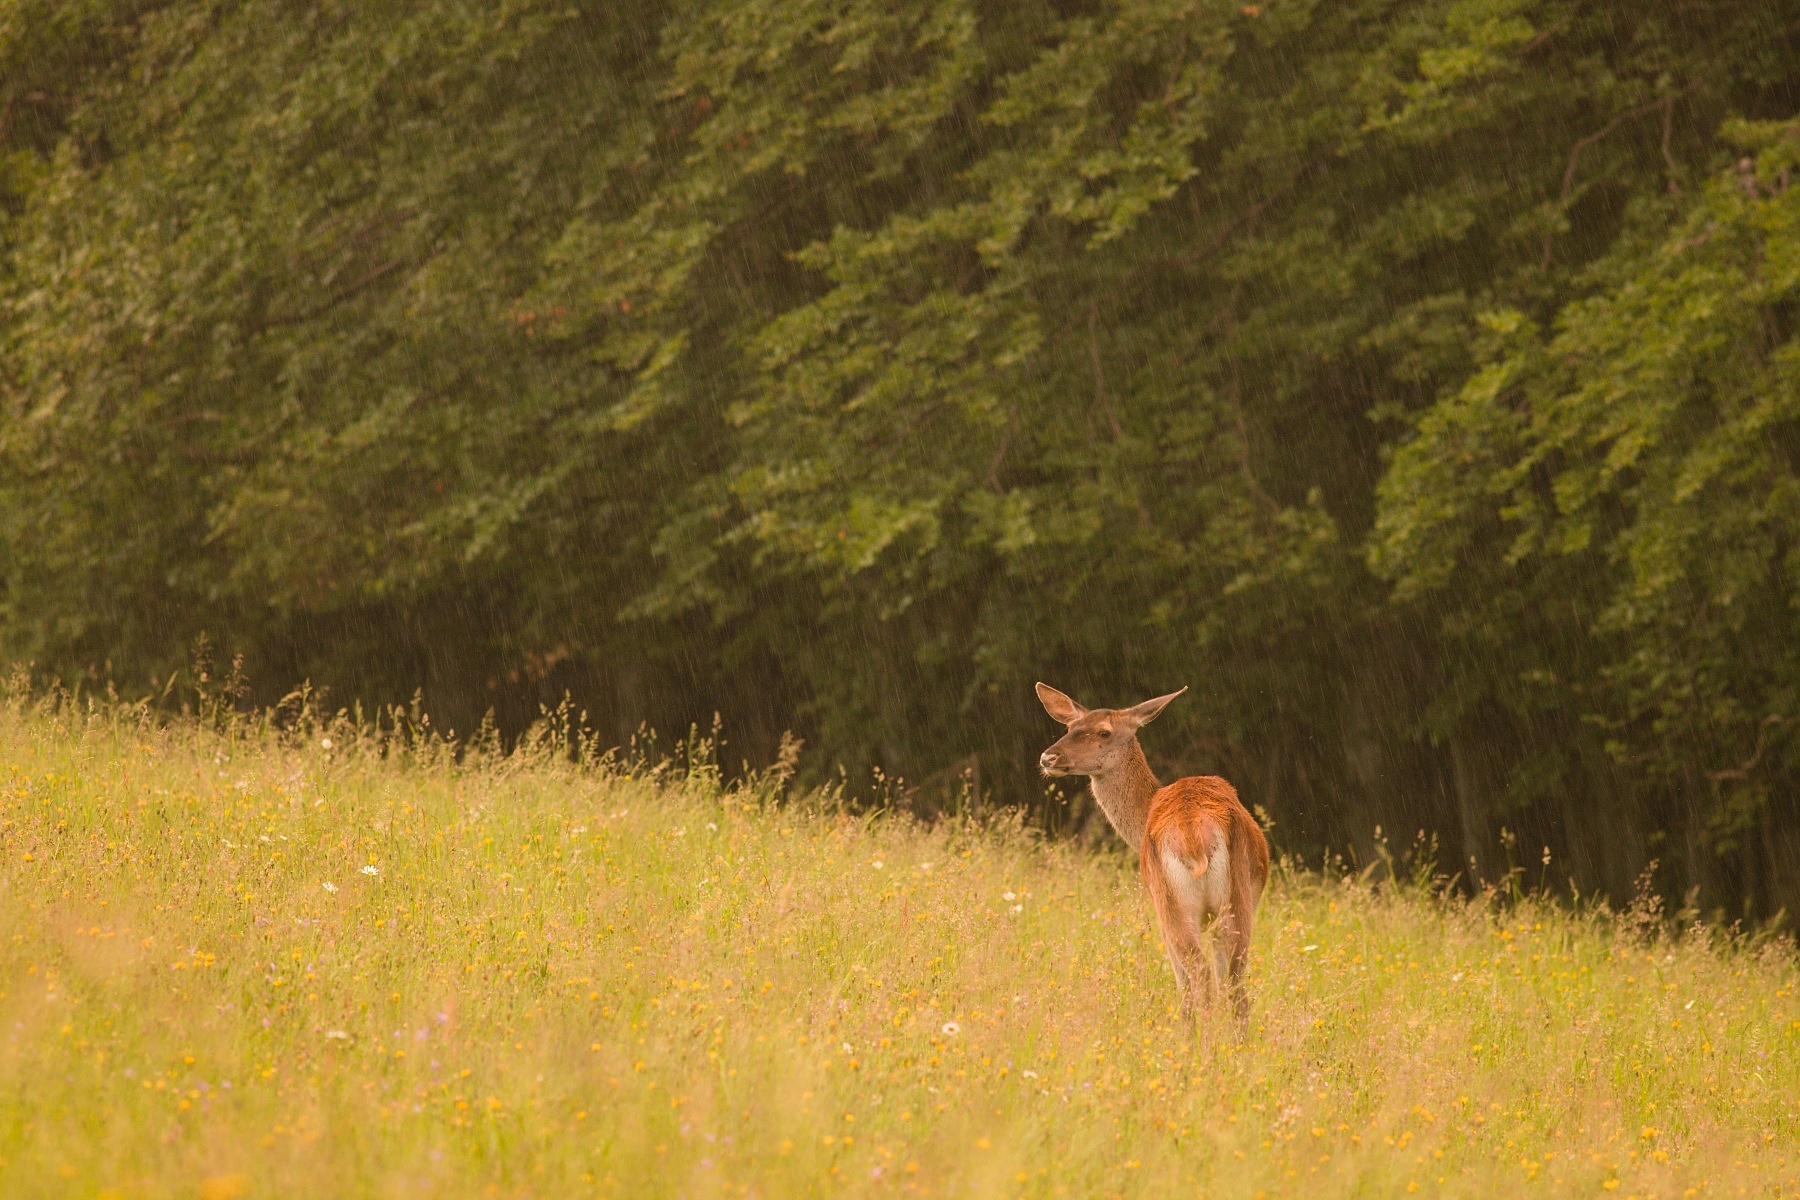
[{"x1": 1119, "y1": 686, "x2": 1187, "y2": 728}]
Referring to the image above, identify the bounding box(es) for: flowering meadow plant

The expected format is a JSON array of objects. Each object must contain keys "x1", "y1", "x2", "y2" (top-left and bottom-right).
[{"x1": 0, "y1": 697, "x2": 1795, "y2": 1197}]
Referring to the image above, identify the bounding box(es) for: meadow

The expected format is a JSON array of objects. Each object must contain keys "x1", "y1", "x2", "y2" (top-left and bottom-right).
[{"x1": 1, "y1": 691, "x2": 1796, "y2": 1199}]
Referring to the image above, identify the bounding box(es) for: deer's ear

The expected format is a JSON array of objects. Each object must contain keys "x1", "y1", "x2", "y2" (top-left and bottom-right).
[
  {"x1": 1035, "y1": 682, "x2": 1086, "y2": 725},
  {"x1": 1119, "y1": 686, "x2": 1187, "y2": 728}
]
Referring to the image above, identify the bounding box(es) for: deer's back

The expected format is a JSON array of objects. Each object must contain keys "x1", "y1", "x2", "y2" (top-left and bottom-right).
[{"x1": 1143, "y1": 775, "x2": 1270, "y2": 890}]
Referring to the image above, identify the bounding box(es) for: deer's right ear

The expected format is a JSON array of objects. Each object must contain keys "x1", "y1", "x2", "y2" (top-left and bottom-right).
[{"x1": 1035, "y1": 682, "x2": 1086, "y2": 725}]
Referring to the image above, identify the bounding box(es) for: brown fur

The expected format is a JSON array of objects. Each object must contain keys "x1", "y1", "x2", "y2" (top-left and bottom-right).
[
  {"x1": 1036, "y1": 682, "x2": 1270, "y2": 1025},
  {"x1": 1139, "y1": 775, "x2": 1270, "y2": 1020}
]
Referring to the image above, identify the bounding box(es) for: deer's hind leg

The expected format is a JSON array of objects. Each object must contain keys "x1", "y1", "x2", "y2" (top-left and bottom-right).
[
  {"x1": 1223, "y1": 829, "x2": 1265, "y2": 1030},
  {"x1": 1198, "y1": 836, "x2": 1235, "y2": 1011},
  {"x1": 1220, "y1": 904, "x2": 1254, "y2": 1029},
  {"x1": 1146, "y1": 844, "x2": 1212, "y2": 1021},
  {"x1": 1157, "y1": 911, "x2": 1210, "y2": 1020}
]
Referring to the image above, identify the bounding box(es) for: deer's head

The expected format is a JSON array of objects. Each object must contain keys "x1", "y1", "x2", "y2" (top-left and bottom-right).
[{"x1": 1035, "y1": 683, "x2": 1186, "y2": 777}]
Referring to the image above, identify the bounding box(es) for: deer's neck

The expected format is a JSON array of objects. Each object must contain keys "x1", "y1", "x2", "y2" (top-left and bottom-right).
[{"x1": 1089, "y1": 740, "x2": 1160, "y2": 851}]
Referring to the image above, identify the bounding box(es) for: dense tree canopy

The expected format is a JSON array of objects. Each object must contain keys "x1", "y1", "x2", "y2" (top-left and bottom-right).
[{"x1": 5, "y1": 0, "x2": 1799, "y2": 914}]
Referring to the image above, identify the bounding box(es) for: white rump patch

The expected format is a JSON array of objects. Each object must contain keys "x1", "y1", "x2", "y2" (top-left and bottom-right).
[
  {"x1": 1161, "y1": 823, "x2": 1230, "y2": 924},
  {"x1": 1202, "y1": 834, "x2": 1230, "y2": 914}
]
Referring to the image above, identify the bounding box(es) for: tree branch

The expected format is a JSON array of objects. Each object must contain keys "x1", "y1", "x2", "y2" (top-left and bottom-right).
[
  {"x1": 1706, "y1": 714, "x2": 1798, "y2": 784},
  {"x1": 1660, "y1": 95, "x2": 1684, "y2": 196},
  {"x1": 1086, "y1": 303, "x2": 1124, "y2": 442},
  {"x1": 1221, "y1": 286, "x2": 1280, "y2": 520},
  {"x1": 251, "y1": 257, "x2": 408, "y2": 334},
  {"x1": 1541, "y1": 97, "x2": 1669, "y2": 267}
]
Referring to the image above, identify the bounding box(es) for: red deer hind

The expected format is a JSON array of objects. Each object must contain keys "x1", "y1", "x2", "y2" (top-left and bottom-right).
[{"x1": 1036, "y1": 683, "x2": 1270, "y2": 1022}]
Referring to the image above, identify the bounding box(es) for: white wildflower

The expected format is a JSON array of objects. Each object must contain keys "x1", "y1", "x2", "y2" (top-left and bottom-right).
[
  {"x1": 321, "y1": 881, "x2": 338, "y2": 894},
  {"x1": 941, "y1": 1021, "x2": 961, "y2": 1036},
  {"x1": 361, "y1": 865, "x2": 380, "y2": 877},
  {"x1": 320, "y1": 737, "x2": 333, "y2": 750}
]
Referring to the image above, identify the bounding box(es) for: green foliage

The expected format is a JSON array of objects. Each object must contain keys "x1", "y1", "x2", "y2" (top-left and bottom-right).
[
  {"x1": 1374, "y1": 118, "x2": 1800, "y2": 852},
  {"x1": 3, "y1": 0, "x2": 1800, "y2": 913}
]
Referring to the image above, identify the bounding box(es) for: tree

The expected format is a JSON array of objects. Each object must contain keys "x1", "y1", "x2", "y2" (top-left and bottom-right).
[{"x1": 4, "y1": 0, "x2": 1799, "y2": 913}]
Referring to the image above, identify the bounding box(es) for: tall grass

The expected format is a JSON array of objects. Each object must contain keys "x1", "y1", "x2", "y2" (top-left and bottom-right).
[{"x1": 1, "y1": 692, "x2": 1796, "y2": 1199}]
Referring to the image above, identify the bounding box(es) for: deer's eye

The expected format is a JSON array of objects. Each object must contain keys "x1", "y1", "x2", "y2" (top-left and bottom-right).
[{"x1": 1098, "y1": 729, "x2": 1112, "y2": 739}]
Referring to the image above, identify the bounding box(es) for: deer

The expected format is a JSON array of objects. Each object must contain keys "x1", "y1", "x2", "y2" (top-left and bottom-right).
[{"x1": 1035, "y1": 682, "x2": 1269, "y2": 1024}]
